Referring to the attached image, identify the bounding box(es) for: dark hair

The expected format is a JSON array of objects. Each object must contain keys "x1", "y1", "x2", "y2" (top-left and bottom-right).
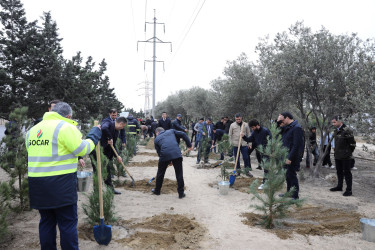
[
  {"x1": 224, "y1": 116, "x2": 229, "y2": 119},
  {"x1": 280, "y1": 111, "x2": 293, "y2": 120},
  {"x1": 116, "y1": 117, "x2": 127, "y2": 124},
  {"x1": 310, "y1": 126, "x2": 317, "y2": 131},
  {"x1": 109, "y1": 108, "x2": 117, "y2": 114},
  {"x1": 49, "y1": 99, "x2": 61, "y2": 106},
  {"x1": 235, "y1": 113, "x2": 242, "y2": 118},
  {"x1": 249, "y1": 119, "x2": 259, "y2": 127},
  {"x1": 221, "y1": 117, "x2": 225, "y2": 120},
  {"x1": 199, "y1": 117, "x2": 204, "y2": 121},
  {"x1": 206, "y1": 118, "x2": 212, "y2": 122},
  {"x1": 162, "y1": 111, "x2": 167, "y2": 114},
  {"x1": 332, "y1": 115, "x2": 343, "y2": 121}
]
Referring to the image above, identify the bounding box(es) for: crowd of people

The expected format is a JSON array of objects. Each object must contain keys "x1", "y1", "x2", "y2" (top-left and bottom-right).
[{"x1": 1, "y1": 100, "x2": 356, "y2": 249}]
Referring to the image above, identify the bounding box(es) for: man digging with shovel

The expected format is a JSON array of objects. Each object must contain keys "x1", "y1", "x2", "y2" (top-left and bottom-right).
[{"x1": 152, "y1": 127, "x2": 193, "y2": 199}]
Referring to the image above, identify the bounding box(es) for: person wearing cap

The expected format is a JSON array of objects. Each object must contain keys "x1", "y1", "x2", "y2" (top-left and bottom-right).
[
  {"x1": 277, "y1": 111, "x2": 304, "y2": 200},
  {"x1": 172, "y1": 114, "x2": 188, "y2": 144},
  {"x1": 306, "y1": 126, "x2": 319, "y2": 168}
]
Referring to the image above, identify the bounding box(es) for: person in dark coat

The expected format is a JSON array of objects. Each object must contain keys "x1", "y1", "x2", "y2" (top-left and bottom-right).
[
  {"x1": 145, "y1": 116, "x2": 153, "y2": 137},
  {"x1": 151, "y1": 119, "x2": 158, "y2": 138},
  {"x1": 100, "y1": 116, "x2": 127, "y2": 194},
  {"x1": 277, "y1": 112, "x2": 304, "y2": 200},
  {"x1": 330, "y1": 115, "x2": 356, "y2": 196},
  {"x1": 172, "y1": 114, "x2": 188, "y2": 144},
  {"x1": 242, "y1": 119, "x2": 272, "y2": 189},
  {"x1": 127, "y1": 114, "x2": 139, "y2": 155},
  {"x1": 224, "y1": 116, "x2": 233, "y2": 134},
  {"x1": 196, "y1": 118, "x2": 214, "y2": 164},
  {"x1": 213, "y1": 126, "x2": 225, "y2": 160},
  {"x1": 306, "y1": 126, "x2": 319, "y2": 168},
  {"x1": 190, "y1": 121, "x2": 196, "y2": 143},
  {"x1": 153, "y1": 128, "x2": 193, "y2": 198},
  {"x1": 215, "y1": 117, "x2": 226, "y2": 130},
  {"x1": 158, "y1": 112, "x2": 172, "y2": 130}
]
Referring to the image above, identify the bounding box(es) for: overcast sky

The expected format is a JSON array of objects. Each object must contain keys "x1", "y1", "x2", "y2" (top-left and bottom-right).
[{"x1": 22, "y1": 0, "x2": 375, "y2": 113}]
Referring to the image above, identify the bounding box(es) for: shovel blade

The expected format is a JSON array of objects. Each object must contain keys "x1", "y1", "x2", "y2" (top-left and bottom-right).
[
  {"x1": 93, "y1": 218, "x2": 112, "y2": 245},
  {"x1": 229, "y1": 171, "x2": 236, "y2": 186}
]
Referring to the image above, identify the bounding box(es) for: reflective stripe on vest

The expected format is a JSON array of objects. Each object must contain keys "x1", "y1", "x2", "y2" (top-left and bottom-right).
[{"x1": 28, "y1": 163, "x2": 77, "y2": 173}]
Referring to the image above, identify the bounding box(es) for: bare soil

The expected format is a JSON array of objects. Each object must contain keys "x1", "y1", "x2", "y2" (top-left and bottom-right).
[{"x1": 121, "y1": 178, "x2": 185, "y2": 194}]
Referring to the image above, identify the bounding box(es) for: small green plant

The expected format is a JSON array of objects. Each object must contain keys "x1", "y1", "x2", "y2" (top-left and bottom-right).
[
  {"x1": 82, "y1": 147, "x2": 117, "y2": 225},
  {"x1": 249, "y1": 124, "x2": 303, "y2": 229},
  {"x1": 0, "y1": 182, "x2": 11, "y2": 242},
  {"x1": 0, "y1": 107, "x2": 31, "y2": 211}
]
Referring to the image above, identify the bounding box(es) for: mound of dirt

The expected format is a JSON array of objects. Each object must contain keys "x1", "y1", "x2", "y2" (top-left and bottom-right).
[
  {"x1": 112, "y1": 214, "x2": 206, "y2": 249},
  {"x1": 128, "y1": 159, "x2": 159, "y2": 167},
  {"x1": 122, "y1": 178, "x2": 185, "y2": 194},
  {"x1": 145, "y1": 138, "x2": 155, "y2": 149},
  {"x1": 230, "y1": 177, "x2": 264, "y2": 193},
  {"x1": 241, "y1": 205, "x2": 362, "y2": 239}
]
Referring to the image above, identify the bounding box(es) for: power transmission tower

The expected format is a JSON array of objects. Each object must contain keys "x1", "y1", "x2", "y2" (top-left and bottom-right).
[
  {"x1": 137, "y1": 9, "x2": 172, "y2": 119},
  {"x1": 137, "y1": 80, "x2": 152, "y2": 118}
]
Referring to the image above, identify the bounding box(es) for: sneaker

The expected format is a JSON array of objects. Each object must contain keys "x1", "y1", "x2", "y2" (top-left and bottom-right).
[
  {"x1": 256, "y1": 166, "x2": 262, "y2": 170},
  {"x1": 196, "y1": 160, "x2": 200, "y2": 164},
  {"x1": 258, "y1": 184, "x2": 264, "y2": 190},
  {"x1": 179, "y1": 193, "x2": 186, "y2": 199},
  {"x1": 352, "y1": 167, "x2": 358, "y2": 170},
  {"x1": 330, "y1": 186, "x2": 343, "y2": 192},
  {"x1": 113, "y1": 189, "x2": 121, "y2": 195},
  {"x1": 330, "y1": 165, "x2": 335, "y2": 169},
  {"x1": 322, "y1": 165, "x2": 328, "y2": 168},
  {"x1": 194, "y1": 147, "x2": 196, "y2": 151},
  {"x1": 343, "y1": 191, "x2": 352, "y2": 196}
]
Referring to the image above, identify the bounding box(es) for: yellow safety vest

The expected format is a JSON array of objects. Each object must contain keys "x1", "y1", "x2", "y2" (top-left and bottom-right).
[{"x1": 26, "y1": 112, "x2": 95, "y2": 177}]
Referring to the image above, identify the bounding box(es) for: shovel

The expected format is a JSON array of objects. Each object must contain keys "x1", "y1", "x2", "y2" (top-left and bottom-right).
[
  {"x1": 147, "y1": 149, "x2": 191, "y2": 184},
  {"x1": 110, "y1": 144, "x2": 135, "y2": 187},
  {"x1": 229, "y1": 123, "x2": 244, "y2": 187},
  {"x1": 93, "y1": 128, "x2": 112, "y2": 245}
]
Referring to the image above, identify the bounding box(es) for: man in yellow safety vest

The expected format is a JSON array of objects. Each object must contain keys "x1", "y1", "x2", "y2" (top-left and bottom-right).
[{"x1": 26, "y1": 102, "x2": 101, "y2": 250}]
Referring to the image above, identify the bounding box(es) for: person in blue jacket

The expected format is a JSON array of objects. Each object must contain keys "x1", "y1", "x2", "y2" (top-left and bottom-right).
[
  {"x1": 153, "y1": 127, "x2": 193, "y2": 199},
  {"x1": 172, "y1": 114, "x2": 188, "y2": 144},
  {"x1": 158, "y1": 112, "x2": 172, "y2": 130},
  {"x1": 277, "y1": 112, "x2": 304, "y2": 200}
]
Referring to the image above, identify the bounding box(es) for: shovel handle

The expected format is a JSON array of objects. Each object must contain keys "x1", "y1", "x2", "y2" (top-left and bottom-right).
[
  {"x1": 94, "y1": 120, "x2": 104, "y2": 219},
  {"x1": 233, "y1": 124, "x2": 245, "y2": 172},
  {"x1": 110, "y1": 144, "x2": 134, "y2": 179}
]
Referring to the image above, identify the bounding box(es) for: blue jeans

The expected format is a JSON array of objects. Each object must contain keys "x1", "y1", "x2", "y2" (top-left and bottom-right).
[
  {"x1": 38, "y1": 204, "x2": 78, "y2": 250},
  {"x1": 233, "y1": 146, "x2": 250, "y2": 170}
]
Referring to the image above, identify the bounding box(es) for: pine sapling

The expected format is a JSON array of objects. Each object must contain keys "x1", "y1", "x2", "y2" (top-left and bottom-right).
[{"x1": 249, "y1": 124, "x2": 303, "y2": 229}]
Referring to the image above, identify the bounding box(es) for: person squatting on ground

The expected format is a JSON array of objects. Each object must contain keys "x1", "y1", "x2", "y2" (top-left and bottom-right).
[
  {"x1": 277, "y1": 112, "x2": 304, "y2": 200},
  {"x1": 330, "y1": 115, "x2": 356, "y2": 197},
  {"x1": 306, "y1": 126, "x2": 319, "y2": 168},
  {"x1": 229, "y1": 113, "x2": 252, "y2": 177},
  {"x1": 100, "y1": 116, "x2": 127, "y2": 195},
  {"x1": 152, "y1": 127, "x2": 193, "y2": 199},
  {"x1": 26, "y1": 102, "x2": 101, "y2": 250},
  {"x1": 242, "y1": 119, "x2": 272, "y2": 189},
  {"x1": 196, "y1": 118, "x2": 214, "y2": 164},
  {"x1": 127, "y1": 114, "x2": 140, "y2": 155},
  {"x1": 193, "y1": 118, "x2": 204, "y2": 150}
]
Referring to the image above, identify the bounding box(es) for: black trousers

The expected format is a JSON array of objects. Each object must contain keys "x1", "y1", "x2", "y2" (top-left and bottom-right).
[
  {"x1": 323, "y1": 145, "x2": 332, "y2": 166},
  {"x1": 286, "y1": 165, "x2": 299, "y2": 199},
  {"x1": 335, "y1": 159, "x2": 352, "y2": 191},
  {"x1": 155, "y1": 157, "x2": 184, "y2": 196},
  {"x1": 90, "y1": 150, "x2": 114, "y2": 187},
  {"x1": 191, "y1": 130, "x2": 197, "y2": 143}
]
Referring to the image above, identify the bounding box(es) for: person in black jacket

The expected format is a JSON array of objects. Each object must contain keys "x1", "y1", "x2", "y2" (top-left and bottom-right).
[
  {"x1": 145, "y1": 116, "x2": 153, "y2": 137},
  {"x1": 242, "y1": 119, "x2": 272, "y2": 190},
  {"x1": 100, "y1": 116, "x2": 127, "y2": 194},
  {"x1": 330, "y1": 116, "x2": 356, "y2": 196},
  {"x1": 158, "y1": 112, "x2": 172, "y2": 130},
  {"x1": 215, "y1": 117, "x2": 226, "y2": 130},
  {"x1": 306, "y1": 126, "x2": 319, "y2": 168},
  {"x1": 153, "y1": 127, "x2": 193, "y2": 199},
  {"x1": 213, "y1": 126, "x2": 225, "y2": 160},
  {"x1": 151, "y1": 119, "x2": 158, "y2": 138},
  {"x1": 277, "y1": 112, "x2": 304, "y2": 200},
  {"x1": 172, "y1": 114, "x2": 188, "y2": 144}
]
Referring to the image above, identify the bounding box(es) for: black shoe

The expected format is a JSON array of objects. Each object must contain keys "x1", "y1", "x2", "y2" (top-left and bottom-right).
[
  {"x1": 292, "y1": 197, "x2": 299, "y2": 200},
  {"x1": 152, "y1": 188, "x2": 160, "y2": 195},
  {"x1": 343, "y1": 191, "x2": 352, "y2": 196},
  {"x1": 113, "y1": 189, "x2": 121, "y2": 195},
  {"x1": 330, "y1": 186, "x2": 343, "y2": 192},
  {"x1": 278, "y1": 193, "x2": 285, "y2": 197},
  {"x1": 246, "y1": 171, "x2": 253, "y2": 177},
  {"x1": 256, "y1": 166, "x2": 262, "y2": 170},
  {"x1": 179, "y1": 193, "x2": 186, "y2": 199}
]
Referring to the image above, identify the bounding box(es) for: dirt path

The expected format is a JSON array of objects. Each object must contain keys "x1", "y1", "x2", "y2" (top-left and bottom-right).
[{"x1": 1, "y1": 144, "x2": 375, "y2": 249}]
